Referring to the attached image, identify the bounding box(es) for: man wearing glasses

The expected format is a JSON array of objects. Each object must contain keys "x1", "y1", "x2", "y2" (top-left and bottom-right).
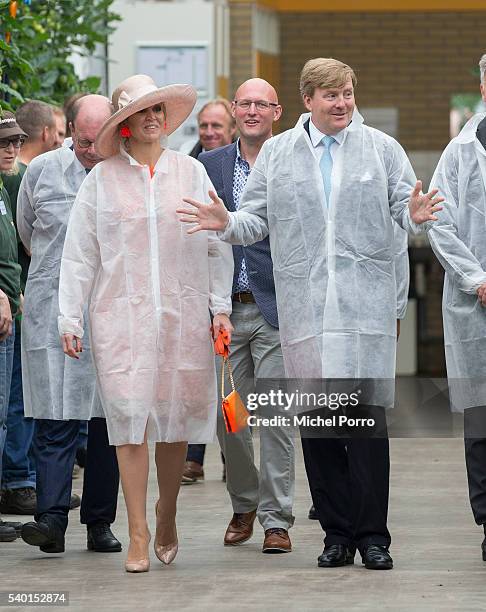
[
  {"x1": 17, "y1": 96, "x2": 121, "y2": 556},
  {"x1": 198, "y1": 79, "x2": 295, "y2": 554},
  {"x1": 0, "y1": 112, "x2": 26, "y2": 543}
]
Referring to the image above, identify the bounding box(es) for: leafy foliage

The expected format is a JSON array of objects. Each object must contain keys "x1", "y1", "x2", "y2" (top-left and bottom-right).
[{"x1": 0, "y1": 0, "x2": 120, "y2": 110}]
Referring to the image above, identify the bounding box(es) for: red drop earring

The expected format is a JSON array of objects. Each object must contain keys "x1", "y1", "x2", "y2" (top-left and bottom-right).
[
  {"x1": 120, "y1": 125, "x2": 131, "y2": 138},
  {"x1": 164, "y1": 120, "x2": 167, "y2": 130}
]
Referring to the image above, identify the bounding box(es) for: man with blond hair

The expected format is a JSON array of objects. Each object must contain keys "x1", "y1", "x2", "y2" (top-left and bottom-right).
[
  {"x1": 186, "y1": 98, "x2": 236, "y2": 160},
  {"x1": 178, "y1": 57, "x2": 442, "y2": 570}
]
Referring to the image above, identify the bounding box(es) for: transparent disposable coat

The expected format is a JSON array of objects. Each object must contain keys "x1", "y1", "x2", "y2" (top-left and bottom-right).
[
  {"x1": 58, "y1": 148, "x2": 233, "y2": 445},
  {"x1": 220, "y1": 112, "x2": 417, "y2": 406},
  {"x1": 17, "y1": 147, "x2": 100, "y2": 421},
  {"x1": 428, "y1": 113, "x2": 486, "y2": 411}
]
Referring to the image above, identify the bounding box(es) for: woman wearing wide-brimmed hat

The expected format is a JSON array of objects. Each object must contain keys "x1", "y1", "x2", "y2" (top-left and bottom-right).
[{"x1": 57, "y1": 75, "x2": 234, "y2": 572}]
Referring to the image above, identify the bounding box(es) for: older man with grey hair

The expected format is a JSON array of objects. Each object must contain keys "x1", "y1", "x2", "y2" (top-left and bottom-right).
[
  {"x1": 427, "y1": 52, "x2": 486, "y2": 562},
  {"x1": 17, "y1": 95, "x2": 121, "y2": 555}
]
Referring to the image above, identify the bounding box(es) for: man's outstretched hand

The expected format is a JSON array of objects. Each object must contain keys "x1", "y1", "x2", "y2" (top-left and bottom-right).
[
  {"x1": 177, "y1": 190, "x2": 230, "y2": 234},
  {"x1": 409, "y1": 180, "x2": 444, "y2": 224}
]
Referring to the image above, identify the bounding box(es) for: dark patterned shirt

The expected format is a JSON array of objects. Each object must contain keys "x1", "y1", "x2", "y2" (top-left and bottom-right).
[{"x1": 232, "y1": 139, "x2": 251, "y2": 292}]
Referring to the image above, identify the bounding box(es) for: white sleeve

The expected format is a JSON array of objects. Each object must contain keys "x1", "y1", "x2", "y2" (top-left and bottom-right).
[
  {"x1": 16, "y1": 163, "x2": 40, "y2": 252},
  {"x1": 199, "y1": 170, "x2": 234, "y2": 316},
  {"x1": 427, "y1": 144, "x2": 486, "y2": 293},
  {"x1": 218, "y1": 142, "x2": 270, "y2": 246},
  {"x1": 385, "y1": 139, "x2": 427, "y2": 236},
  {"x1": 58, "y1": 173, "x2": 100, "y2": 337},
  {"x1": 393, "y1": 222, "x2": 409, "y2": 319}
]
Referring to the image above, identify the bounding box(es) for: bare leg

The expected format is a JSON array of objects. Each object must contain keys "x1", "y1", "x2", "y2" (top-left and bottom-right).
[
  {"x1": 116, "y1": 437, "x2": 150, "y2": 563},
  {"x1": 154, "y1": 441, "x2": 187, "y2": 546}
]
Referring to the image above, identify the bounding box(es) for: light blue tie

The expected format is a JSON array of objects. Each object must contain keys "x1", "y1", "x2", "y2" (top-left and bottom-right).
[{"x1": 319, "y1": 135, "x2": 335, "y2": 206}]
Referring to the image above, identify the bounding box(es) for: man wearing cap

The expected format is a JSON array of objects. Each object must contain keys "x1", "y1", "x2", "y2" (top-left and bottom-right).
[
  {"x1": 0, "y1": 112, "x2": 25, "y2": 542},
  {"x1": 17, "y1": 95, "x2": 121, "y2": 555}
]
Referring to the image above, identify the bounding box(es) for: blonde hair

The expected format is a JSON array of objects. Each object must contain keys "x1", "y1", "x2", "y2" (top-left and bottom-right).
[{"x1": 299, "y1": 58, "x2": 357, "y2": 98}]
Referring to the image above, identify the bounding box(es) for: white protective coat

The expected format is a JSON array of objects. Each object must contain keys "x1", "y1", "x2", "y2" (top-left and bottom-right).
[
  {"x1": 58, "y1": 148, "x2": 233, "y2": 446},
  {"x1": 220, "y1": 111, "x2": 417, "y2": 406},
  {"x1": 428, "y1": 113, "x2": 486, "y2": 411},
  {"x1": 17, "y1": 146, "x2": 101, "y2": 421}
]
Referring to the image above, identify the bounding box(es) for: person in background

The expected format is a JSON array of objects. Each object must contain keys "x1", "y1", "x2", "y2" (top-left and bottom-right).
[
  {"x1": 427, "y1": 52, "x2": 486, "y2": 562},
  {"x1": 1, "y1": 101, "x2": 70, "y2": 518},
  {"x1": 18, "y1": 95, "x2": 121, "y2": 555},
  {"x1": 183, "y1": 97, "x2": 236, "y2": 484},
  {"x1": 14, "y1": 101, "x2": 57, "y2": 165},
  {"x1": 51, "y1": 106, "x2": 66, "y2": 148},
  {"x1": 0, "y1": 111, "x2": 25, "y2": 542}
]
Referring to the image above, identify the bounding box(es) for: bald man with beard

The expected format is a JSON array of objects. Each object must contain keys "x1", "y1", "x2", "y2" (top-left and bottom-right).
[
  {"x1": 17, "y1": 95, "x2": 121, "y2": 555},
  {"x1": 198, "y1": 79, "x2": 295, "y2": 554}
]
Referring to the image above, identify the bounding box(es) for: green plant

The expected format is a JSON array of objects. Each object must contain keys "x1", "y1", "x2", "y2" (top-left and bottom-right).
[{"x1": 0, "y1": 0, "x2": 120, "y2": 110}]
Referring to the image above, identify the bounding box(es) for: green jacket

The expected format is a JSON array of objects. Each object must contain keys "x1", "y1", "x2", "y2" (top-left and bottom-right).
[{"x1": 0, "y1": 180, "x2": 21, "y2": 315}]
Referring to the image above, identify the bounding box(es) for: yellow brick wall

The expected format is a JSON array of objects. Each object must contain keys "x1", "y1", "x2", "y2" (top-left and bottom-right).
[
  {"x1": 279, "y1": 11, "x2": 486, "y2": 150},
  {"x1": 230, "y1": 3, "x2": 254, "y2": 99}
]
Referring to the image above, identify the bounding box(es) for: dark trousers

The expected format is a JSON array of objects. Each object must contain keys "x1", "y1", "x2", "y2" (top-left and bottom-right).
[
  {"x1": 301, "y1": 406, "x2": 390, "y2": 552},
  {"x1": 464, "y1": 407, "x2": 486, "y2": 526},
  {"x1": 34, "y1": 417, "x2": 119, "y2": 533},
  {"x1": 187, "y1": 443, "x2": 206, "y2": 465}
]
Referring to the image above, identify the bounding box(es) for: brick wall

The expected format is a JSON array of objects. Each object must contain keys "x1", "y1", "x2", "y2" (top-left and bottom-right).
[
  {"x1": 279, "y1": 11, "x2": 486, "y2": 151},
  {"x1": 230, "y1": 3, "x2": 254, "y2": 99}
]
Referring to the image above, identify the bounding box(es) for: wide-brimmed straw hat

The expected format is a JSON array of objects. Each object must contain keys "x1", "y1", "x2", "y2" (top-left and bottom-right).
[
  {"x1": 0, "y1": 111, "x2": 28, "y2": 140},
  {"x1": 95, "y1": 74, "x2": 197, "y2": 158}
]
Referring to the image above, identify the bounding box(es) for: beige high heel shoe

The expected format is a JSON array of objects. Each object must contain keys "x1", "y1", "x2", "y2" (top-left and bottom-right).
[
  {"x1": 154, "y1": 501, "x2": 178, "y2": 565},
  {"x1": 125, "y1": 558, "x2": 150, "y2": 573},
  {"x1": 125, "y1": 532, "x2": 151, "y2": 573}
]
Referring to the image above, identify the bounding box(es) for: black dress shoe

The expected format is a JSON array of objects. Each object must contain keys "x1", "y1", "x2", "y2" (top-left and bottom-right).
[
  {"x1": 87, "y1": 522, "x2": 122, "y2": 552},
  {"x1": 21, "y1": 518, "x2": 65, "y2": 553},
  {"x1": 308, "y1": 505, "x2": 319, "y2": 520},
  {"x1": 318, "y1": 544, "x2": 355, "y2": 567},
  {"x1": 361, "y1": 544, "x2": 393, "y2": 570}
]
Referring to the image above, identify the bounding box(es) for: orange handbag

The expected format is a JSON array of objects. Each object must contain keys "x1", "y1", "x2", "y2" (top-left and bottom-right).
[{"x1": 214, "y1": 329, "x2": 249, "y2": 434}]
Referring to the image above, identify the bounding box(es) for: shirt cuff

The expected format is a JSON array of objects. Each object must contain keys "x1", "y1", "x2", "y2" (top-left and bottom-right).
[{"x1": 58, "y1": 316, "x2": 84, "y2": 338}]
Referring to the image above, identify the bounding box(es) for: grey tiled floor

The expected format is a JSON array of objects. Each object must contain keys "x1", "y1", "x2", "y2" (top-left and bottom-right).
[{"x1": 2, "y1": 438, "x2": 485, "y2": 611}]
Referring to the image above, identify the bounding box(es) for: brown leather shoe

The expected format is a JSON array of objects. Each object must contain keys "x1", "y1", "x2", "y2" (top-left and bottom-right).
[
  {"x1": 224, "y1": 510, "x2": 257, "y2": 546},
  {"x1": 262, "y1": 528, "x2": 292, "y2": 554},
  {"x1": 181, "y1": 461, "x2": 204, "y2": 484}
]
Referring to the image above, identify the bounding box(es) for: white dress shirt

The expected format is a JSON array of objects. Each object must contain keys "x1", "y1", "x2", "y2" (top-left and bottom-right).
[{"x1": 308, "y1": 118, "x2": 346, "y2": 162}]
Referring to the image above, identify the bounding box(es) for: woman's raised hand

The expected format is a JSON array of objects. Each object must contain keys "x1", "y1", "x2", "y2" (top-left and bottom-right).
[{"x1": 177, "y1": 190, "x2": 230, "y2": 234}]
